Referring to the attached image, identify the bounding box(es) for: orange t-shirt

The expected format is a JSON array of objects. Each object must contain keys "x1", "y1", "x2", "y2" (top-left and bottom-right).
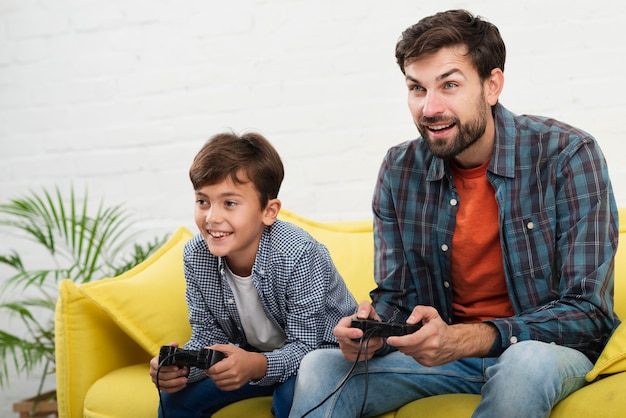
[{"x1": 450, "y1": 159, "x2": 514, "y2": 323}]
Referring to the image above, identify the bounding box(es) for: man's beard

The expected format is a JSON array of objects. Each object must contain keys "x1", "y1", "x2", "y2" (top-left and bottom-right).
[{"x1": 416, "y1": 96, "x2": 488, "y2": 159}]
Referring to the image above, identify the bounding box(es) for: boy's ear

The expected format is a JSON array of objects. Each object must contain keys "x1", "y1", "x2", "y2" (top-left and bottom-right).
[{"x1": 262, "y1": 198, "x2": 281, "y2": 226}]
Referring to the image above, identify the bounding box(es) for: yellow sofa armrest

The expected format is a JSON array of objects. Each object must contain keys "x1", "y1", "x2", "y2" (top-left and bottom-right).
[{"x1": 55, "y1": 280, "x2": 151, "y2": 418}]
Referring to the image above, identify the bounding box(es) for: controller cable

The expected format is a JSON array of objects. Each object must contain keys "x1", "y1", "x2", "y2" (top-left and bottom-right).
[
  {"x1": 300, "y1": 327, "x2": 378, "y2": 418},
  {"x1": 156, "y1": 353, "x2": 181, "y2": 418}
]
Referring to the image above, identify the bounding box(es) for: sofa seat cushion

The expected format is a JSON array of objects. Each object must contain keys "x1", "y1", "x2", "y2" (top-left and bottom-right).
[
  {"x1": 82, "y1": 363, "x2": 397, "y2": 418},
  {"x1": 213, "y1": 397, "x2": 274, "y2": 418},
  {"x1": 84, "y1": 364, "x2": 158, "y2": 418},
  {"x1": 212, "y1": 396, "x2": 396, "y2": 418},
  {"x1": 395, "y1": 394, "x2": 480, "y2": 417},
  {"x1": 84, "y1": 364, "x2": 279, "y2": 418},
  {"x1": 394, "y1": 371, "x2": 626, "y2": 417},
  {"x1": 551, "y1": 371, "x2": 626, "y2": 416}
]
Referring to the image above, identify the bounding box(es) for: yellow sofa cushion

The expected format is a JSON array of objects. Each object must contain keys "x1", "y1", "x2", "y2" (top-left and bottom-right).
[
  {"x1": 584, "y1": 208, "x2": 626, "y2": 381},
  {"x1": 84, "y1": 363, "x2": 395, "y2": 418},
  {"x1": 213, "y1": 397, "x2": 395, "y2": 418},
  {"x1": 84, "y1": 364, "x2": 159, "y2": 418},
  {"x1": 612, "y1": 208, "x2": 626, "y2": 321},
  {"x1": 79, "y1": 226, "x2": 194, "y2": 355},
  {"x1": 586, "y1": 322, "x2": 626, "y2": 381},
  {"x1": 278, "y1": 209, "x2": 375, "y2": 303},
  {"x1": 550, "y1": 369, "x2": 626, "y2": 416},
  {"x1": 395, "y1": 394, "x2": 480, "y2": 417}
]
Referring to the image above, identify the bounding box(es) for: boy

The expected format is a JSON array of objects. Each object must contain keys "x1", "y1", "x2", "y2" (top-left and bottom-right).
[{"x1": 149, "y1": 131, "x2": 358, "y2": 418}]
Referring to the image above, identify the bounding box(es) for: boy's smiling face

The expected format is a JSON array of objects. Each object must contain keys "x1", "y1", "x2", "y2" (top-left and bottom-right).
[{"x1": 194, "y1": 172, "x2": 279, "y2": 276}]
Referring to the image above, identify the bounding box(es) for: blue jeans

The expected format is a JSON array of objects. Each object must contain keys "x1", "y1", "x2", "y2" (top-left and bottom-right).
[
  {"x1": 158, "y1": 375, "x2": 296, "y2": 418},
  {"x1": 288, "y1": 341, "x2": 593, "y2": 418}
]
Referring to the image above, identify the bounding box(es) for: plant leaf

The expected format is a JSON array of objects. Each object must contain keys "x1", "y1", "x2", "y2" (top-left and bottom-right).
[{"x1": 0, "y1": 185, "x2": 167, "y2": 388}]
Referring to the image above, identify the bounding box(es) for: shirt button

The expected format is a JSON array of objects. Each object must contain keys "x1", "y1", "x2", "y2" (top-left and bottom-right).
[
  {"x1": 450, "y1": 198, "x2": 458, "y2": 206},
  {"x1": 527, "y1": 221, "x2": 534, "y2": 230},
  {"x1": 227, "y1": 298, "x2": 235, "y2": 304},
  {"x1": 441, "y1": 244, "x2": 449, "y2": 252},
  {"x1": 443, "y1": 281, "x2": 450, "y2": 288},
  {"x1": 510, "y1": 336, "x2": 518, "y2": 344}
]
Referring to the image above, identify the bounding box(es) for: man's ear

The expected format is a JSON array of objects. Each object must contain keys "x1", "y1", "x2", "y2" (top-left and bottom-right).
[
  {"x1": 485, "y1": 68, "x2": 504, "y2": 106},
  {"x1": 262, "y1": 198, "x2": 281, "y2": 226}
]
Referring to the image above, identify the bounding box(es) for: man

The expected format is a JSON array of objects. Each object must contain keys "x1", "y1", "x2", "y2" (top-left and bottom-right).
[{"x1": 289, "y1": 9, "x2": 619, "y2": 418}]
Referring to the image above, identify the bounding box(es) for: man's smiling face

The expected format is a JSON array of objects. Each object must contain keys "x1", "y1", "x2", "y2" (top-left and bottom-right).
[{"x1": 405, "y1": 45, "x2": 498, "y2": 166}]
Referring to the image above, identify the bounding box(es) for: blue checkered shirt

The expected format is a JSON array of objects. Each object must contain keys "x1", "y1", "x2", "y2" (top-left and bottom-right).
[
  {"x1": 371, "y1": 103, "x2": 619, "y2": 362},
  {"x1": 182, "y1": 219, "x2": 358, "y2": 384}
]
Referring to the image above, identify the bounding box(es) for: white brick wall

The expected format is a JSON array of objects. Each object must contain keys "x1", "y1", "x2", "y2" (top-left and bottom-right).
[{"x1": 1, "y1": 0, "x2": 626, "y2": 412}]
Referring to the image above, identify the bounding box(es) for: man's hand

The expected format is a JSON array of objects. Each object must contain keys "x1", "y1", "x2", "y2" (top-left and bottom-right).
[
  {"x1": 333, "y1": 300, "x2": 385, "y2": 362},
  {"x1": 205, "y1": 344, "x2": 267, "y2": 391},
  {"x1": 149, "y1": 342, "x2": 189, "y2": 394},
  {"x1": 386, "y1": 305, "x2": 497, "y2": 367}
]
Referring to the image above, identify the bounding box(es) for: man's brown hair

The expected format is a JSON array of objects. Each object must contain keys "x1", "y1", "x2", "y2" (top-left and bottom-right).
[{"x1": 395, "y1": 9, "x2": 506, "y2": 80}]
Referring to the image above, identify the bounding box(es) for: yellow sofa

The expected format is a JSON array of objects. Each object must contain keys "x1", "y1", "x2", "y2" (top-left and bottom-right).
[{"x1": 55, "y1": 209, "x2": 626, "y2": 417}]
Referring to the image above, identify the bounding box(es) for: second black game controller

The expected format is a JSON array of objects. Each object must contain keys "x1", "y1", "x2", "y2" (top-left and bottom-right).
[{"x1": 350, "y1": 318, "x2": 421, "y2": 338}]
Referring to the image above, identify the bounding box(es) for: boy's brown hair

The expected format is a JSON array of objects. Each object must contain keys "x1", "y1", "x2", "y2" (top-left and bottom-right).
[{"x1": 189, "y1": 131, "x2": 284, "y2": 208}]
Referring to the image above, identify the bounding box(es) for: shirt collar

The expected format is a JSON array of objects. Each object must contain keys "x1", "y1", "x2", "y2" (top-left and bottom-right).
[{"x1": 217, "y1": 224, "x2": 272, "y2": 279}]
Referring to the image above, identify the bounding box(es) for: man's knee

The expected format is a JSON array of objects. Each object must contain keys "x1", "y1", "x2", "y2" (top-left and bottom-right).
[
  {"x1": 296, "y1": 349, "x2": 351, "y2": 391},
  {"x1": 496, "y1": 341, "x2": 559, "y2": 377},
  {"x1": 299, "y1": 349, "x2": 330, "y2": 377}
]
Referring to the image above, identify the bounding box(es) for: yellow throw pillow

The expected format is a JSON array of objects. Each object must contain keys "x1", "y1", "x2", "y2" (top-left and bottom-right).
[
  {"x1": 586, "y1": 322, "x2": 626, "y2": 381},
  {"x1": 80, "y1": 226, "x2": 194, "y2": 355}
]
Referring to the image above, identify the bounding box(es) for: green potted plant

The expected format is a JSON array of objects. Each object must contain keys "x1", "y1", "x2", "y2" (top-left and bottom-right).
[{"x1": 0, "y1": 185, "x2": 166, "y2": 416}]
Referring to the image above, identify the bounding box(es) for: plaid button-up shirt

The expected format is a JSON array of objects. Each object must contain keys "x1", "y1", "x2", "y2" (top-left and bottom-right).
[
  {"x1": 371, "y1": 103, "x2": 619, "y2": 362},
  {"x1": 182, "y1": 220, "x2": 357, "y2": 384}
]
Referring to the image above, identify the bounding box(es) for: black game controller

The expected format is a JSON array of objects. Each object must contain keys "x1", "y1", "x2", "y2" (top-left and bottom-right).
[
  {"x1": 159, "y1": 345, "x2": 225, "y2": 370},
  {"x1": 350, "y1": 318, "x2": 421, "y2": 338}
]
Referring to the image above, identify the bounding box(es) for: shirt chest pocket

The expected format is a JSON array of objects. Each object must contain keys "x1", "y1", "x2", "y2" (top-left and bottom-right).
[{"x1": 503, "y1": 212, "x2": 555, "y2": 284}]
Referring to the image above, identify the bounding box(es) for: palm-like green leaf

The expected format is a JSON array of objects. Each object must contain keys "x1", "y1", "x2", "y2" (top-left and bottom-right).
[
  {"x1": 0, "y1": 186, "x2": 134, "y2": 285},
  {"x1": 0, "y1": 330, "x2": 54, "y2": 386},
  {"x1": 0, "y1": 185, "x2": 167, "y2": 393}
]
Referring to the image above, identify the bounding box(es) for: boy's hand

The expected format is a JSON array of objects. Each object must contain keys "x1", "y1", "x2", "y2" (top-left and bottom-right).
[
  {"x1": 333, "y1": 300, "x2": 384, "y2": 362},
  {"x1": 205, "y1": 344, "x2": 268, "y2": 391},
  {"x1": 149, "y1": 342, "x2": 189, "y2": 393}
]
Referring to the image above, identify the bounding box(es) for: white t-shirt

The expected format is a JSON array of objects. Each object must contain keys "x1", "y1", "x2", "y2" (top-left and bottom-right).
[{"x1": 224, "y1": 263, "x2": 286, "y2": 352}]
